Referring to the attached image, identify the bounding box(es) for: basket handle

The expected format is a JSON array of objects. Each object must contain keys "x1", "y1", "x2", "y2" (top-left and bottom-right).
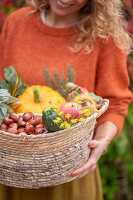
[{"x1": 96, "y1": 99, "x2": 109, "y2": 119}]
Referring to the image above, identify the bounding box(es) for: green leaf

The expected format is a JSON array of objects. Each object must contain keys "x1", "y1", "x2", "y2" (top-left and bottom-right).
[
  {"x1": 0, "y1": 89, "x2": 21, "y2": 123},
  {"x1": 52, "y1": 68, "x2": 60, "y2": 91},
  {"x1": 0, "y1": 89, "x2": 20, "y2": 104},
  {"x1": 41, "y1": 65, "x2": 75, "y2": 98},
  {"x1": 4, "y1": 66, "x2": 28, "y2": 97},
  {"x1": 0, "y1": 89, "x2": 10, "y2": 97},
  {"x1": 0, "y1": 81, "x2": 9, "y2": 90},
  {"x1": 0, "y1": 96, "x2": 9, "y2": 103},
  {"x1": 0, "y1": 103, "x2": 7, "y2": 123},
  {"x1": 7, "y1": 96, "x2": 21, "y2": 104},
  {"x1": 41, "y1": 66, "x2": 53, "y2": 89},
  {"x1": 6, "y1": 105, "x2": 14, "y2": 114},
  {"x1": 67, "y1": 64, "x2": 75, "y2": 83},
  {"x1": 0, "y1": 103, "x2": 7, "y2": 116}
]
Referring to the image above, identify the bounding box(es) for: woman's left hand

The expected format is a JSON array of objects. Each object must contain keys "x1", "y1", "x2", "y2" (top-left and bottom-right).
[
  {"x1": 72, "y1": 121, "x2": 118, "y2": 178},
  {"x1": 72, "y1": 137, "x2": 110, "y2": 178}
]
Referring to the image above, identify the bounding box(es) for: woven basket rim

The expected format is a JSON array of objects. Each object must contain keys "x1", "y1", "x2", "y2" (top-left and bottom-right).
[{"x1": 0, "y1": 99, "x2": 109, "y2": 138}]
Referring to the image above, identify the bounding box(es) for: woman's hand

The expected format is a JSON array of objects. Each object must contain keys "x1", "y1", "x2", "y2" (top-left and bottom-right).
[
  {"x1": 72, "y1": 137, "x2": 110, "y2": 178},
  {"x1": 72, "y1": 121, "x2": 118, "y2": 178}
]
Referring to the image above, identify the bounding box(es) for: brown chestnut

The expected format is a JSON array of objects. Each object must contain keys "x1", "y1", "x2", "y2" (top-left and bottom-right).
[
  {"x1": 25, "y1": 124, "x2": 34, "y2": 133},
  {"x1": 18, "y1": 127, "x2": 25, "y2": 133},
  {"x1": 9, "y1": 113, "x2": 19, "y2": 122},
  {"x1": 17, "y1": 120, "x2": 26, "y2": 127},
  {"x1": 35, "y1": 124, "x2": 44, "y2": 128},
  {"x1": 28, "y1": 119, "x2": 36, "y2": 126},
  {"x1": 9, "y1": 123, "x2": 18, "y2": 130},
  {"x1": 0, "y1": 124, "x2": 7, "y2": 131},
  {"x1": 34, "y1": 115, "x2": 42, "y2": 125},
  {"x1": 34, "y1": 127, "x2": 46, "y2": 134},
  {"x1": 23, "y1": 112, "x2": 34, "y2": 122},
  {"x1": 7, "y1": 128, "x2": 19, "y2": 134},
  {"x1": 3, "y1": 117, "x2": 13, "y2": 126}
]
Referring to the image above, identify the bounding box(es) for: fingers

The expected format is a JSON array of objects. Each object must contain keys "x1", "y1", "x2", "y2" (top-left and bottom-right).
[
  {"x1": 78, "y1": 164, "x2": 96, "y2": 179},
  {"x1": 72, "y1": 159, "x2": 96, "y2": 176},
  {"x1": 72, "y1": 138, "x2": 109, "y2": 178},
  {"x1": 89, "y1": 140, "x2": 98, "y2": 148},
  {"x1": 89, "y1": 139, "x2": 108, "y2": 154}
]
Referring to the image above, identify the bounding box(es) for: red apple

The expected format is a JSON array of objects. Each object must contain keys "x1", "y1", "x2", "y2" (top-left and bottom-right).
[{"x1": 59, "y1": 102, "x2": 83, "y2": 122}]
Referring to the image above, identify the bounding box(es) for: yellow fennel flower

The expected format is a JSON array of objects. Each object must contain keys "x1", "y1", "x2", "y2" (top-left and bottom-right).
[
  {"x1": 84, "y1": 113, "x2": 91, "y2": 117},
  {"x1": 60, "y1": 123, "x2": 65, "y2": 129},
  {"x1": 83, "y1": 109, "x2": 90, "y2": 113},
  {"x1": 53, "y1": 117, "x2": 62, "y2": 124},
  {"x1": 78, "y1": 118, "x2": 85, "y2": 122},
  {"x1": 74, "y1": 96, "x2": 79, "y2": 101},
  {"x1": 65, "y1": 114, "x2": 71, "y2": 119},
  {"x1": 65, "y1": 123, "x2": 71, "y2": 130},
  {"x1": 70, "y1": 119, "x2": 78, "y2": 124},
  {"x1": 58, "y1": 111, "x2": 64, "y2": 116}
]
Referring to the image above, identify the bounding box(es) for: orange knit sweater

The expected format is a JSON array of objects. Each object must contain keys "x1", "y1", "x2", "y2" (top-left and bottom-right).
[{"x1": 0, "y1": 7, "x2": 132, "y2": 134}]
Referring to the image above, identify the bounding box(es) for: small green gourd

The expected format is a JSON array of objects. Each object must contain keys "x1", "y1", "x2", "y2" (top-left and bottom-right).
[{"x1": 42, "y1": 108, "x2": 61, "y2": 133}]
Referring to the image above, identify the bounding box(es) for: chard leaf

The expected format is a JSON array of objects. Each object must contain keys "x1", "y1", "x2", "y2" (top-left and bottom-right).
[
  {"x1": 4, "y1": 66, "x2": 28, "y2": 97},
  {"x1": 88, "y1": 92, "x2": 103, "y2": 102}
]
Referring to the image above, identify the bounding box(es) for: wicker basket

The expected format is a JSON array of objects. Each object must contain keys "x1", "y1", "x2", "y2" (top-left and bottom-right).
[{"x1": 0, "y1": 99, "x2": 109, "y2": 189}]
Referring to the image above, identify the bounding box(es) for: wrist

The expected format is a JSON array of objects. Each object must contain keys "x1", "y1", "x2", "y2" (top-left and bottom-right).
[{"x1": 94, "y1": 121, "x2": 118, "y2": 143}]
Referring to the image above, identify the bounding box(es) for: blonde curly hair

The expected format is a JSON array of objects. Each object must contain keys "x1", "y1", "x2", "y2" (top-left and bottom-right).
[{"x1": 26, "y1": 0, "x2": 132, "y2": 54}]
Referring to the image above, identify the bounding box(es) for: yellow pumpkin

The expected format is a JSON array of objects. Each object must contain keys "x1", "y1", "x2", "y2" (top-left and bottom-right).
[{"x1": 13, "y1": 85, "x2": 66, "y2": 114}]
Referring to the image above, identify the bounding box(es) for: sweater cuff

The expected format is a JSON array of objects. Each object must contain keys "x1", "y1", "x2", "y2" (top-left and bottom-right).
[{"x1": 95, "y1": 112, "x2": 125, "y2": 136}]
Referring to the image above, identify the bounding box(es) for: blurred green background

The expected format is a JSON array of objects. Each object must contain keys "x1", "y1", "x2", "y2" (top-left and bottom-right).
[{"x1": 0, "y1": 0, "x2": 133, "y2": 199}]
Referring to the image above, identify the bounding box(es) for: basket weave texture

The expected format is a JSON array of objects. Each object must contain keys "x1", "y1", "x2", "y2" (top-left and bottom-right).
[{"x1": 0, "y1": 99, "x2": 109, "y2": 189}]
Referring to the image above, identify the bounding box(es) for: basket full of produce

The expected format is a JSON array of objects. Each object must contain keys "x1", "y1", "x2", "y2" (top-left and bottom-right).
[{"x1": 0, "y1": 66, "x2": 109, "y2": 189}]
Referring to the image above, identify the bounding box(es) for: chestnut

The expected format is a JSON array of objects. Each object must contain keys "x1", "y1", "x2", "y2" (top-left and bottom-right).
[
  {"x1": 17, "y1": 120, "x2": 26, "y2": 127},
  {"x1": 36, "y1": 124, "x2": 44, "y2": 128},
  {"x1": 28, "y1": 119, "x2": 36, "y2": 126},
  {"x1": 0, "y1": 124, "x2": 7, "y2": 131},
  {"x1": 7, "y1": 128, "x2": 19, "y2": 134},
  {"x1": 18, "y1": 127, "x2": 25, "y2": 133},
  {"x1": 34, "y1": 127, "x2": 46, "y2": 134},
  {"x1": 23, "y1": 112, "x2": 34, "y2": 122},
  {"x1": 25, "y1": 124, "x2": 34, "y2": 133},
  {"x1": 3, "y1": 117, "x2": 13, "y2": 126},
  {"x1": 9, "y1": 113, "x2": 19, "y2": 122},
  {"x1": 34, "y1": 115, "x2": 42, "y2": 125},
  {"x1": 9, "y1": 123, "x2": 18, "y2": 130}
]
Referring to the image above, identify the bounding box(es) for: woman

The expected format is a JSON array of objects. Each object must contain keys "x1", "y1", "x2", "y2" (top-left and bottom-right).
[{"x1": 0, "y1": 0, "x2": 132, "y2": 199}]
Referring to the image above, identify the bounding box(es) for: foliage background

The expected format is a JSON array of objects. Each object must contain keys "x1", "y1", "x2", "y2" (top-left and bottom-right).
[{"x1": 0, "y1": 0, "x2": 133, "y2": 199}]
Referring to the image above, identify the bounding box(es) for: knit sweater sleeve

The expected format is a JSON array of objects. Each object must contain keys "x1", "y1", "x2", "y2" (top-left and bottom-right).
[{"x1": 95, "y1": 38, "x2": 133, "y2": 135}]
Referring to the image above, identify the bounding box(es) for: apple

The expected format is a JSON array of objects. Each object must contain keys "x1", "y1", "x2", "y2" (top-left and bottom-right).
[{"x1": 59, "y1": 102, "x2": 83, "y2": 122}]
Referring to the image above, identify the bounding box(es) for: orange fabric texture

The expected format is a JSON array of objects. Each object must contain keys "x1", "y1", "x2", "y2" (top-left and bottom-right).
[{"x1": 0, "y1": 7, "x2": 132, "y2": 134}]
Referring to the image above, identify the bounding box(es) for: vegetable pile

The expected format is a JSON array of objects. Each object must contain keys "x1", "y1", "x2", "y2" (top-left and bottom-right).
[{"x1": 0, "y1": 66, "x2": 104, "y2": 135}]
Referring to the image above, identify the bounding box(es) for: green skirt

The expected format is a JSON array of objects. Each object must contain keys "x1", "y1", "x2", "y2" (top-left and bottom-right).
[{"x1": 0, "y1": 165, "x2": 103, "y2": 200}]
